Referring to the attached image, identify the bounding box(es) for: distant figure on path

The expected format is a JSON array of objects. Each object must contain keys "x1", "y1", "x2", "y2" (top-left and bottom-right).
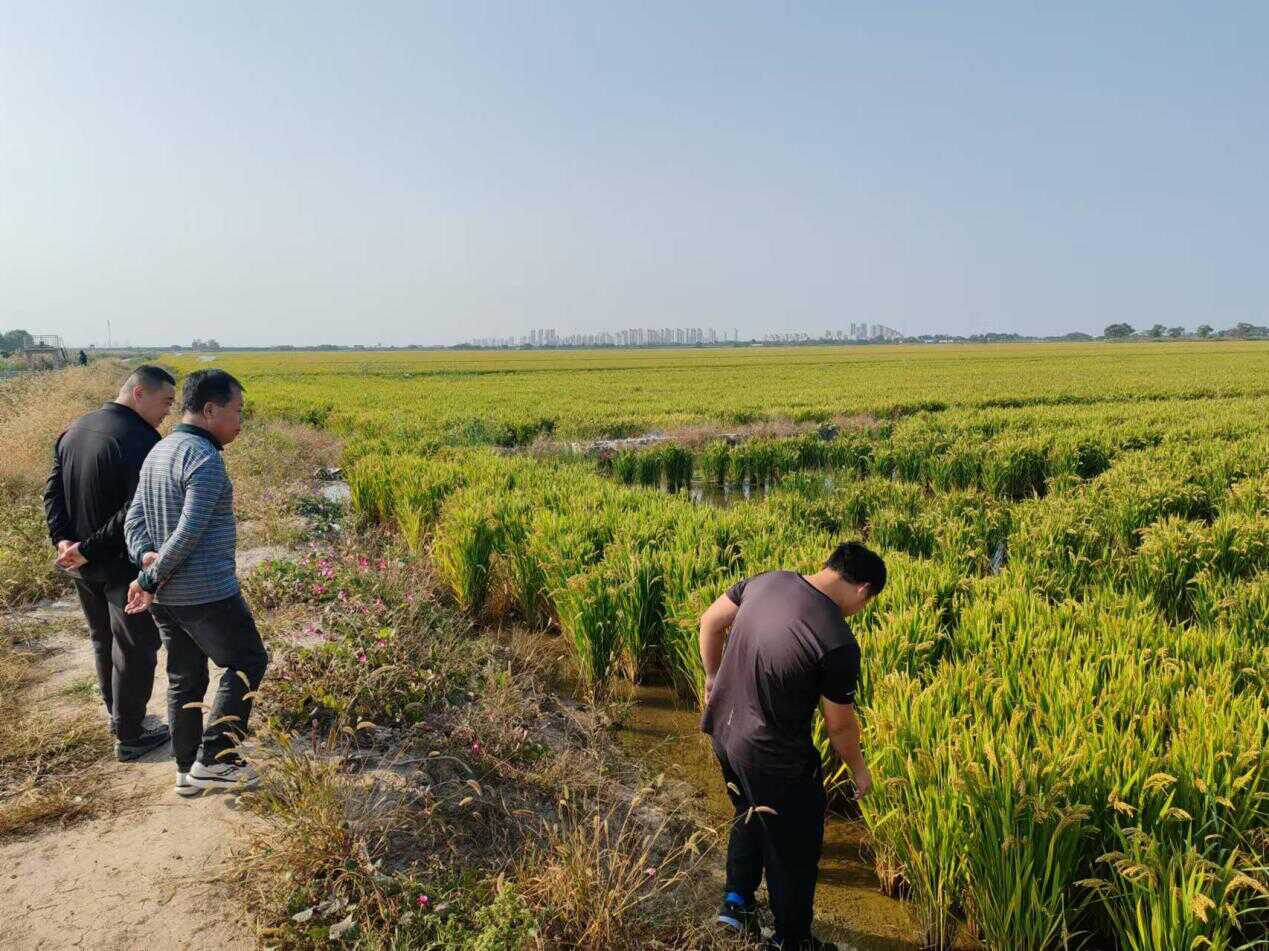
[
  {"x1": 43, "y1": 365, "x2": 177, "y2": 760},
  {"x1": 698, "y1": 542, "x2": 886, "y2": 951},
  {"x1": 124, "y1": 368, "x2": 267, "y2": 796},
  {"x1": 77, "y1": 349, "x2": 88, "y2": 366}
]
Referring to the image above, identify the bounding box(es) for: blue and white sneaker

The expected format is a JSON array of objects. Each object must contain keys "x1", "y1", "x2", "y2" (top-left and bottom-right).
[{"x1": 717, "y1": 891, "x2": 759, "y2": 936}]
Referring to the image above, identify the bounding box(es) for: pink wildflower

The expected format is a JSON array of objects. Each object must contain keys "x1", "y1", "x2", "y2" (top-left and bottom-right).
[
  {"x1": 645, "y1": 867, "x2": 656, "y2": 878},
  {"x1": 417, "y1": 894, "x2": 430, "y2": 907},
  {"x1": 313, "y1": 583, "x2": 326, "y2": 596},
  {"x1": 357, "y1": 652, "x2": 367, "y2": 664}
]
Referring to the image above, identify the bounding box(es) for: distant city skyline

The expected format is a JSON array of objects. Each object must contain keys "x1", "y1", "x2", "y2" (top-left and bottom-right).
[
  {"x1": 467, "y1": 323, "x2": 903, "y2": 348},
  {"x1": 3, "y1": 4, "x2": 1266, "y2": 347}
]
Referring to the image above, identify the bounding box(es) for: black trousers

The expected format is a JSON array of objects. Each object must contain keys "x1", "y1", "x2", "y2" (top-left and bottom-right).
[
  {"x1": 150, "y1": 593, "x2": 268, "y2": 772},
  {"x1": 715, "y1": 745, "x2": 827, "y2": 945},
  {"x1": 72, "y1": 577, "x2": 160, "y2": 743}
]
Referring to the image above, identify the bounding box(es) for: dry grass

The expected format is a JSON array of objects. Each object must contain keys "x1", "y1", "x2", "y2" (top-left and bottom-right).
[
  {"x1": 0, "y1": 361, "x2": 131, "y2": 608},
  {"x1": 237, "y1": 722, "x2": 739, "y2": 951},
  {"x1": 0, "y1": 488, "x2": 69, "y2": 608},
  {"x1": 0, "y1": 616, "x2": 116, "y2": 838},
  {"x1": 0, "y1": 361, "x2": 131, "y2": 491},
  {"x1": 227, "y1": 420, "x2": 341, "y2": 546},
  {"x1": 516, "y1": 802, "x2": 735, "y2": 951}
]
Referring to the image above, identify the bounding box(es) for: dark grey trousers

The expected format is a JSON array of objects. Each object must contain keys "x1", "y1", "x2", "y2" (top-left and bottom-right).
[
  {"x1": 150, "y1": 593, "x2": 268, "y2": 772},
  {"x1": 72, "y1": 577, "x2": 161, "y2": 743},
  {"x1": 716, "y1": 746, "x2": 827, "y2": 946}
]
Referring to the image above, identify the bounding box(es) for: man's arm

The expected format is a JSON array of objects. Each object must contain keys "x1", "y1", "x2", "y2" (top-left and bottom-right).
[
  {"x1": 822, "y1": 699, "x2": 871, "y2": 799},
  {"x1": 78, "y1": 504, "x2": 128, "y2": 565},
  {"x1": 42, "y1": 434, "x2": 75, "y2": 546},
  {"x1": 124, "y1": 488, "x2": 155, "y2": 565},
  {"x1": 698, "y1": 593, "x2": 739, "y2": 704},
  {"x1": 135, "y1": 455, "x2": 224, "y2": 593}
]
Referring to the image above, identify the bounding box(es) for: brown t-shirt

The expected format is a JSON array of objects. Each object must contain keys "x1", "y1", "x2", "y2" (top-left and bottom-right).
[{"x1": 701, "y1": 571, "x2": 860, "y2": 779}]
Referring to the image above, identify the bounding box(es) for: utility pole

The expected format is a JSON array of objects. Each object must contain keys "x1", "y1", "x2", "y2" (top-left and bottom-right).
[{"x1": 106, "y1": 321, "x2": 112, "y2": 349}]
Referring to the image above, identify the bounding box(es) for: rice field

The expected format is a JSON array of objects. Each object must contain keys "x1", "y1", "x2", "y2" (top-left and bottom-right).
[{"x1": 174, "y1": 343, "x2": 1269, "y2": 950}]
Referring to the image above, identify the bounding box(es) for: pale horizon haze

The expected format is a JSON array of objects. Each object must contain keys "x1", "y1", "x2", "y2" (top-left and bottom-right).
[{"x1": 2, "y1": 3, "x2": 1266, "y2": 347}]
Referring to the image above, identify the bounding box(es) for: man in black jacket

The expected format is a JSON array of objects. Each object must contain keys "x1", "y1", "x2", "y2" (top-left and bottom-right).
[{"x1": 44, "y1": 365, "x2": 177, "y2": 760}]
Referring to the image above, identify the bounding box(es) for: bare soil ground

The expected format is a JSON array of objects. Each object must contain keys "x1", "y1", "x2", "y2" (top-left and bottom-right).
[{"x1": 0, "y1": 591, "x2": 264, "y2": 951}]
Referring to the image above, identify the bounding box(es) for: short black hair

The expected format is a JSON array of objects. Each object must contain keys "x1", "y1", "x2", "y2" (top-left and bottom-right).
[
  {"x1": 181, "y1": 368, "x2": 244, "y2": 414},
  {"x1": 124, "y1": 364, "x2": 176, "y2": 391},
  {"x1": 825, "y1": 541, "x2": 886, "y2": 595}
]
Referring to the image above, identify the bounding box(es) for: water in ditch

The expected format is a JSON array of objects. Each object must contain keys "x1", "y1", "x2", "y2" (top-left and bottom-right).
[{"x1": 616, "y1": 681, "x2": 979, "y2": 951}]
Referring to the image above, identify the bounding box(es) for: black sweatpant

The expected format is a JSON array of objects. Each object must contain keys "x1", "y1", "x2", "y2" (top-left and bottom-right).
[
  {"x1": 715, "y1": 745, "x2": 827, "y2": 946},
  {"x1": 149, "y1": 593, "x2": 268, "y2": 772},
  {"x1": 72, "y1": 577, "x2": 160, "y2": 743}
]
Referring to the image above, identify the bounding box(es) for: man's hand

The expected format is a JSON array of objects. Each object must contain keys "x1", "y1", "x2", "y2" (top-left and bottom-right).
[
  {"x1": 125, "y1": 581, "x2": 154, "y2": 614},
  {"x1": 141, "y1": 551, "x2": 158, "y2": 570},
  {"x1": 851, "y1": 762, "x2": 873, "y2": 800},
  {"x1": 56, "y1": 541, "x2": 88, "y2": 570},
  {"x1": 703, "y1": 674, "x2": 716, "y2": 705}
]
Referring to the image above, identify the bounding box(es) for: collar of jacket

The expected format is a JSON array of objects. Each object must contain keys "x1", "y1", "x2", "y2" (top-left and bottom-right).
[
  {"x1": 102, "y1": 400, "x2": 160, "y2": 434},
  {"x1": 172, "y1": 422, "x2": 224, "y2": 451}
]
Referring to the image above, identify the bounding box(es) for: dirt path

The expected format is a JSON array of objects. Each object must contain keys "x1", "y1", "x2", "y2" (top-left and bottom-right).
[{"x1": 0, "y1": 596, "x2": 255, "y2": 951}]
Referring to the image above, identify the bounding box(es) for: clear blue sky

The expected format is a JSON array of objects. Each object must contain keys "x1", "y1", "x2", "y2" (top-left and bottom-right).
[{"x1": 2, "y1": 2, "x2": 1265, "y2": 346}]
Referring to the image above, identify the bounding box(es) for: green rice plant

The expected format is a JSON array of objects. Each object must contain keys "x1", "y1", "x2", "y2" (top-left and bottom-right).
[
  {"x1": 697, "y1": 439, "x2": 730, "y2": 486},
  {"x1": 1089, "y1": 831, "x2": 1267, "y2": 951},
  {"x1": 869, "y1": 505, "x2": 937, "y2": 559},
  {"x1": 1192, "y1": 571, "x2": 1269, "y2": 642},
  {"x1": 658, "y1": 443, "x2": 693, "y2": 492},
  {"x1": 607, "y1": 545, "x2": 665, "y2": 681},
  {"x1": 730, "y1": 438, "x2": 791, "y2": 487},
  {"x1": 891, "y1": 761, "x2": 968, "y2": 949},
  {"x1": 432, "y1": 489, "x2": 504, "y2": 612},
  {"x1": 637, "y1": 449, "x2": 662, "y2": 487},
  {"x1": 1132, "y1": 518, "x2": 1211, "y2": 624},
  {"x1": 395, "y1": 501, "x2": 426, "y2": 553},
  {"x1": 526, "y1": 506, "x2": 615, "y2": 621},
  {"x1": 932, "y1": 492, "x2": 1011, "y2": 575},
  {"x1": 826, "y1": 433, "x2": 874, "y2": 475},
  {"x1": 661, "y1": 585, "x2": 723, "y2": 702},
  {"x1": 346, "y1": 455, "x2": 404, "y2": 524},
  {"x1": 610, "y1": 449, "x2": 640, "y2": 485},
  {"x1": 1205, "y1": 513, "x2": 1269, "y2": 579},
  {"x1": 1009, "y1": 495, "x2": 1118, "y2": 600},
  {"x1": 1223, "y1": 474, "x2": 1269, "y2": 517},
  {"x1": 960, "y1": 742, "x2": 1094, "y2": 951},
  {"x1": 931, "y1": 444, "x2": 984, "y2": 492},
  {"x1": 983, "y1": 438, "x2": 1050, "y2": 500},
  {"x1": 554, "y1": 565, "x2": 623, "y2": 696},
  {"x1": 1050, "y1": 436, "x2": 1111, "y2": 482}
]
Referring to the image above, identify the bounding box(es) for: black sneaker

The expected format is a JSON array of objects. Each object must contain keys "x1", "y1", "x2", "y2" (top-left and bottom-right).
[
  {"x1": 765, "y1": 938, "x2": 839, "y2": 951},
  {"x1": 116, "y1": 721, "x2": 171, "y2": 761},
  {"x1": 109, "y1": 713, "x2": 163, "y2": 738},
  {"x1": 717, "y1": 896, "x2": 760, "y2": 936}
]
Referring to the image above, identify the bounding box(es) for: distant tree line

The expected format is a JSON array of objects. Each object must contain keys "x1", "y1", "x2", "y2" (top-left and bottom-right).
[{"x1": 1103, "y1": 322, "x2": 1266, "y2": 340}]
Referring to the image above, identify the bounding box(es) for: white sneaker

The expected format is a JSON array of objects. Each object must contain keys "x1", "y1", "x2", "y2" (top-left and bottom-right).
[
  {"x1": 188, "y1": 761, "x2": 259, "y2": 791},
  {"x1": 175, "y1": 772, "x2": 200, "y2": 797}
]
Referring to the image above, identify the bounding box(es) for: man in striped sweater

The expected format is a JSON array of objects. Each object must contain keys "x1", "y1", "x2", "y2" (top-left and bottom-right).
[{"x1": 124, "y1": 368, "x2": 268, "y2": 795}]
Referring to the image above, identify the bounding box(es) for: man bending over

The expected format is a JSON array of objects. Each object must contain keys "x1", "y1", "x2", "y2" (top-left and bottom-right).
[{"x1": 699, "y1": 541, "x2": 886, "y2": 951}]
